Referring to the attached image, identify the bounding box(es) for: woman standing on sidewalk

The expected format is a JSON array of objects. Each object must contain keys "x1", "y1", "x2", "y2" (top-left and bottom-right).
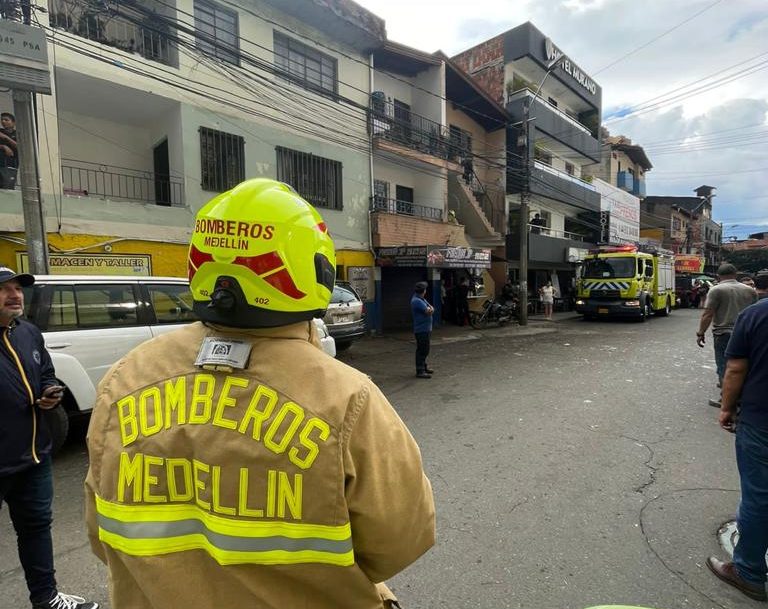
[{"x1": 539, "y1": 280, "x2": 557, "y2": 320}]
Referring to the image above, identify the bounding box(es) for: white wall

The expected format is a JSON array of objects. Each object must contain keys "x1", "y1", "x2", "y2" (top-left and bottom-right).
[
  {"x1": 412, "y1": 64, "x2": 445, "y2": 125},
  {"x1": 373, "y1": 158, "x2": 445, "y2": 209},
  {"x1": 374, "y1": 71, "x2": 414, "y2": 107}
]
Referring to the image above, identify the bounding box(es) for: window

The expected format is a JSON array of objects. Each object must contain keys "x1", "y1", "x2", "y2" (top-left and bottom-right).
[
  {"x1": 62, "y1": 285, "x2": 139, "y2": 328},
  {"x1": 276, "y1": 146, "x2": 343, "y2": 210},
  {"x1": 146, "y1": 284, "x2": 197, "y2": 324},
  {"x1": 395, "y1": 185, "x2": 414, "y2": 215},
  {"x1": 199, "y1": 127, "x2": 245, "y2": 192},
  {"x1": 274, "y1": 32, "x2": 337, "y2": 96},
  {"x1": 373, "y1": 179, "x2": 389, "y2": 205},
  {"x1": 565, "y1": 162, "x2": 575, "y2": 176},
  {"x1": 194, "y1": 0, "x2": 239, "y2": 65}
]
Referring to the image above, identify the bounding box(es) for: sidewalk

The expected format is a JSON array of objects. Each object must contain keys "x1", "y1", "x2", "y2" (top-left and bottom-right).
[{"x1": 348, "y1": 310, "x2": 581, "y2": 355}]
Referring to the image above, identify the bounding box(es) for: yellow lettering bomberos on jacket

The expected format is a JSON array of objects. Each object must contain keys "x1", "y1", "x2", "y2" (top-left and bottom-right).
[{"x1": 85, "y1": 321, "x2": 435, "y2": 609}]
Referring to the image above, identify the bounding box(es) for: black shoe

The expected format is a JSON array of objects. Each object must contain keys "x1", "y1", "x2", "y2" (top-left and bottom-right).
[
  {"x1": 707, "y1": 556, "x2": 767, "y2": 601},
  {"x1": 709, "y1": 399, "x2": 722, "y2": 408},
  {"x1": 33, "y1": 592, "x2": 99, "y2": 609},
  {"x1": 424, "y1": 367, "x2": 434, "y2": 374},
  {"x1": 416, "y1": 372, "x2": 432, "y2": 379}
]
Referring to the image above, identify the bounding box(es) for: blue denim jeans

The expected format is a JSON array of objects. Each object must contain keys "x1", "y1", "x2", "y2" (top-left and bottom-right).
[
  {"x1": 713, "y1": 332, "x2": 731, "y2": 383},
  {"x1": 0, "y1": 457, "x2": 57, "y2": 604},
  {"x1": 734, "y1": 423, "x2": 768, "y2": 586}
]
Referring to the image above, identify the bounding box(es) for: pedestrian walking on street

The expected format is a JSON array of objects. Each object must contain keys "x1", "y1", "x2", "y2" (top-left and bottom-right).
[
  {"x1": 707, "y1": 297, "x2": 768, "y2": 601},
  {"x1": 411, "y1": 281, "x2": 434, "y2": 379},
  {"x1": 696, "y1": 263, "x2": 757, "y2": 407},
  {"x1": 84, "y1": 179, "x2": 435, "y2": 609},
  {"x1": 0, "y1": 267, "x2": 99, "y2": 609}
]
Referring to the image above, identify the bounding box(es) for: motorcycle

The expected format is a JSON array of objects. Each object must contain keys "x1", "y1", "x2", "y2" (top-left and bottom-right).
[{"x1": 469, "y1": 297, "x2": 514, "y2": 329}]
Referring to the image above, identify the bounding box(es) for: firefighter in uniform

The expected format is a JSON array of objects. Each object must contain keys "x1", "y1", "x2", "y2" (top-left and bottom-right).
[{"x1": 84, "y1": 179, "x2": 435, "y2": 609}]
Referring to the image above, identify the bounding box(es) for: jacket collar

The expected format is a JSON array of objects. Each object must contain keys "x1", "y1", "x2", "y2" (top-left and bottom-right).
[{"x1": 201, "y1": 320, "x2": 320, "y2": 348}]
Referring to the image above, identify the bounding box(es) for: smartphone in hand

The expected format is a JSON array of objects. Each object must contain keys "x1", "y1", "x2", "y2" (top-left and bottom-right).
[{"x1": 42, "y1": 385, "x2": 65, "y2": 398}]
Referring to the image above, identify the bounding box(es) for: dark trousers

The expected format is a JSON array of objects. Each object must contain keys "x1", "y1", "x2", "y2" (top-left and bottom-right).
[
  {"x1": 415, "y1": 331, "x2": 431, "y2": 373},
  {"x1": 0, "y1": 456, "x2": 57, "y2": 604}
]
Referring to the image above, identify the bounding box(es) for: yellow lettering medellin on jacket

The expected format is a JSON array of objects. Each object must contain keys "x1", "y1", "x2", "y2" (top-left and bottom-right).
[{"x1": 115, "y1": 373, "x2": 331, "y2": 470}]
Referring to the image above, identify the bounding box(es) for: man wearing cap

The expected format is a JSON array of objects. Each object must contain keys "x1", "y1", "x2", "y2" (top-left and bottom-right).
[
  {"x1": 0, "y1": 267, "x2": 99, "y2": 609},
  {"x1": 411, "y1": 281, "x2": 434, "y2": 379},
  {"x1": 696, "y1": 263, "x2": 757, "y2": 407}
]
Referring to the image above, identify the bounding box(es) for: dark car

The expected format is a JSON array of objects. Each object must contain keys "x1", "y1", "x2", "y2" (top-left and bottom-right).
[{"x1": 322, "y1": 282, "x2": 366, "y2": 351}]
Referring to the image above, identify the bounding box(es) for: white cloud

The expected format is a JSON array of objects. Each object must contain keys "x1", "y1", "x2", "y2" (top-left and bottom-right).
[{"x1": 356, "y1": 0, "x2": 768, "y2": 236}]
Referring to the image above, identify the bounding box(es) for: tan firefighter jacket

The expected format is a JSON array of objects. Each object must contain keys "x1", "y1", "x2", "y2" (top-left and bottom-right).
[{"x1": 85, "y1": 321, "x2": 435, "y2": 609}]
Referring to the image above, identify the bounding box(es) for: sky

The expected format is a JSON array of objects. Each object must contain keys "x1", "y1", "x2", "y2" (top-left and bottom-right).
[{"x1": 356, "y1": 0, "x2": 768, "y2": 240}]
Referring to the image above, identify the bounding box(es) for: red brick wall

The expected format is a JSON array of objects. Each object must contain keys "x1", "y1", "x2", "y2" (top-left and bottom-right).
[
  {"x1": 372, "y1": 214, "x2": 468, "y2": 248},
  {"x1": 452, "y1": 35, "x2": 505, "y2": 105}
]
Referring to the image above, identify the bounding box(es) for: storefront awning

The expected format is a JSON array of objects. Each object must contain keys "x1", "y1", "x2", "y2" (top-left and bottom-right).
[{"x1": 375, "y1": 245, "x2": 492, "y2": 269}]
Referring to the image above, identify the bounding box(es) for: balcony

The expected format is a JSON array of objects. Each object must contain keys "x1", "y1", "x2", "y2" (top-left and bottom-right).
[
  {"x1": 632, "y1": 179, "x2": 646, "y2": 198},
  {"x1": 370, "y1": 96, "x2": 466, "y2": 167},
  {"x1": 48, "y1": 0, "x2": 177, "y2": 67},
  {"x1": 506, "y1": 227, "x2": 595, "y2": 265},
  {"x1": 370, "y1": 196, "x2": 443, "y2": 222},
  {"x1": 61, "y1": 160, "x2": 184, "y2": 206},
  {"x1": 506, "y1": 90, "x2": 600, "y2": 163},
  {"x1": 617, "y1": 171, "x2": 634, "y2": 192},
  {"x1": 528, "y1": 161, "x2": 601, "y2": 213}
]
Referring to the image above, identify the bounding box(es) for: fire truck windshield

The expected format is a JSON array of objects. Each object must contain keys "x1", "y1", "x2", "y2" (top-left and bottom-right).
[{"x1": 582, "y1": 256, "x2": 636, "y2": 278}]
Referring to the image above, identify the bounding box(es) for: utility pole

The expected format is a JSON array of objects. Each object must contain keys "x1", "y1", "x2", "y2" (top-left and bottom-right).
[
  {"x1": 518, "y1": 96, "x2": 531, "y2": 325},
  {"x1": 14, "y1": 89, "x2": 49, "y2": 274}
]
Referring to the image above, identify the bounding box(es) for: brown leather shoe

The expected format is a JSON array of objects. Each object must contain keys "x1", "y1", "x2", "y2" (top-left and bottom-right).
[{"x1": 707, "y1": 556, "x2": 767, "y2": 601}]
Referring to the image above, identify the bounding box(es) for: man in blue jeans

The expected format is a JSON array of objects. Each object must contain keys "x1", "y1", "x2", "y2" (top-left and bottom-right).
[
  {"x1": 696, "y1": 263, "x2": 756, "y2": 408},
  {"x1": 411, "y1": 281, "x2": 434, "y2": 379},
  {"x1": 707, "y1": 297, "x2": 768, "y2": 601},
  {"x1": 0, "y1": 267, "x2": 98, "y2": 609}
]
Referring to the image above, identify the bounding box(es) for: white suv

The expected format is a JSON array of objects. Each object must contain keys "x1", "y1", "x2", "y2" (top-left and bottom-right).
[{"x1": 22, "y1": 275, "x2": 335, "y2": 450}]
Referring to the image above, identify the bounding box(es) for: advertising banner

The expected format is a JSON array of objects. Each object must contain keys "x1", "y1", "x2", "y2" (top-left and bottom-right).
[
  {"x1": 375, "y1": 246, "x2": 491, "y2": 270},
  {"x1": 675, "y1": 255, "x2": 705, "y2": 274},
  {"x1": 595, "y1": 179, "x2": 640, "y2": 245}
]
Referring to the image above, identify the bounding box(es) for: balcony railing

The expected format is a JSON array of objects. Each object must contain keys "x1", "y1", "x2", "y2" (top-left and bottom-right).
[
  {"x1": 527, "y1": 223, "x2": 585, "y2": 241},
  {"x1": 48, "y1": 0, "x2": 176, "y2": 66},
  {"x1": 534, "y1": 160, "x2": 597, "y2": 191},
  {"x1": 370, "y1": 97, "x2": 468, "y2": 162},
  {"x1": 370, "y1": 196, "x2": 443, "y2": 222},
  {"x1": 507, "y1": 90, "x2": 593, "y2": 137},
  {"x1": 61, "y1": 159, "x2": 184, "y2": 206}
]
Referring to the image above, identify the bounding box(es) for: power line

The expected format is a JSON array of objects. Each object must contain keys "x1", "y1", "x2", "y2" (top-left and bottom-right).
[{"x1": 593, "y1": 0, "x2": 724, "y2": 75}]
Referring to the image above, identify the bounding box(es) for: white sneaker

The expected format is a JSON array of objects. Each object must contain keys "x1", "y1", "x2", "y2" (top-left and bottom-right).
[{"x1": 33, "y1": 592, "x2": 99, "y2": 609}]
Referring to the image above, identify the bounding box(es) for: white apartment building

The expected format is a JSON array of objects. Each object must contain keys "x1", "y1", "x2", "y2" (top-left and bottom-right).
[{"x1": 0, "y1": 0, "x2": 385, "y2": 278}]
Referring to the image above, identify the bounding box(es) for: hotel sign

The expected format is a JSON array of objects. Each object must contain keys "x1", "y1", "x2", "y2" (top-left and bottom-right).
[{"x1": 544, "y1": 38, "x2": 596, "y2": 96}]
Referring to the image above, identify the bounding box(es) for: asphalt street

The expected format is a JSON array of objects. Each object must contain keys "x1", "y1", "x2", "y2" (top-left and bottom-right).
[{"x1": 1, "y1": 309, "x2": 756, "y2": 609}]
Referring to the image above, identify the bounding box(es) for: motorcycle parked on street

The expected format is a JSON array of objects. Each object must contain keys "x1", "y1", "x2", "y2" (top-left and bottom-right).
[{"x1": 469, "y1": 297, "x2": 514, "y2": 329}]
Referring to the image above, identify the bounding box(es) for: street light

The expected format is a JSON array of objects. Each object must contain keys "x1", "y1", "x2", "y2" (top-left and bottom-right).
[{"x1": 517, "y1": 54, "x2": 564, "y2": 325}]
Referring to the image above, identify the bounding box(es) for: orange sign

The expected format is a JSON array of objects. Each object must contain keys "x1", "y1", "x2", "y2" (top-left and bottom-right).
[{"x1": 675, "y1": 255, "x2": 704, "y2": 274}]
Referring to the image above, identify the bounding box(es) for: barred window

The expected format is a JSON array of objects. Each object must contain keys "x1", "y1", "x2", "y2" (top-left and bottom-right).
[
  {"x1": 274, "y1": 32, "x2": 337, "y2": 96},
  {"x1": 199, "y1": 127, "x2": 245, "y2": 192},
  {"x1": 194, "y1": 0, "x2": 239, "y2": 65},
  {"x1": 276, "y1": 147, "x2": 342, "y2": 210}
]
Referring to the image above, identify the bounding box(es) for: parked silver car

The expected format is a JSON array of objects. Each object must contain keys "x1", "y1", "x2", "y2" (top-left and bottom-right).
[{"x1": 322, "y1": 281, "x2": 366, "y2": 351}]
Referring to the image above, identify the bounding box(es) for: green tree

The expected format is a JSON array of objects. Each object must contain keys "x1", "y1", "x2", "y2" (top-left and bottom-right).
[{"x1": 723, "y1": 249, "x2": 768, "y2": 273}]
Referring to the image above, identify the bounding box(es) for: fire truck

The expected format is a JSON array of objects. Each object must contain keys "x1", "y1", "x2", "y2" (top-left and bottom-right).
[{"x1": 575, "y1": 244, "x2": 675, "y2": 321}]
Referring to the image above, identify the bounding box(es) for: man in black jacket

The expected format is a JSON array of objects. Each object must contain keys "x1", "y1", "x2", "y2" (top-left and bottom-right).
[{"x1": 0, "y1": 267, "x2": 98, "y2": 609}]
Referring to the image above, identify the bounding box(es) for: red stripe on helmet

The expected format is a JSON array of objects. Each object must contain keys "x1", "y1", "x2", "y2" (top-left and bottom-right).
[
  {"x1": 233, "y1": 251, "x2": 283, "y2": 275},
  {"x1": 263, "y1": 268, "x2": 306, "y2": 299},
  {"x1": 188, "y1": 245, "x2": 214, "y2": 281}
]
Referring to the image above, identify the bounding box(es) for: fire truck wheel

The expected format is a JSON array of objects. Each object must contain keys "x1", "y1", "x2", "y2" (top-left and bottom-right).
[{"x1": 658, "y1": 298, "x2": 672, "y2": 317}]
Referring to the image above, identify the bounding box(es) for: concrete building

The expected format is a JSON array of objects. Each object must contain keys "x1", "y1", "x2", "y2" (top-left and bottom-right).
[
  {"x1": 453, "y1": 22, "x2": 602, "y2": 298},
  {"x1": 0, "y1": 0, "x2": 385, "y2": 279},
  {"x1": 586, "y1": 132, "x2": 652, "y2": 199},
  {"x1": 641, "y1": 185, "x2": 722, "y2": 271},
  {"x1": 369, "y1": 42, "x2": 508, "y2": 330}
]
